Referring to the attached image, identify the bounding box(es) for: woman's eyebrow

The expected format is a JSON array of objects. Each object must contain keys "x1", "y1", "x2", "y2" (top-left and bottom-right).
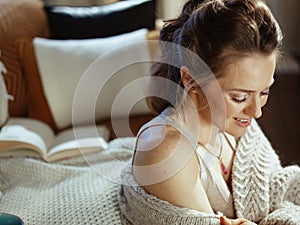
[
  {"x1": 228, "y1": 88, "x2": 256, "y2": 93},
  {"x1": 228, "y1": 79, "x2": 275, "y2": 93}
]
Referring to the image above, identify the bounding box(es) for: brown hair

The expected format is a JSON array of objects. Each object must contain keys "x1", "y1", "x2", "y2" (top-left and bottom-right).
[{"x1": 147, "y1": 0, "x2": 282, "y2": 114}]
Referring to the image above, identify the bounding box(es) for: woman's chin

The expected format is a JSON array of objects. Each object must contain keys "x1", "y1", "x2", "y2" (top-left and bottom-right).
[{"x1": 225, "y1": 126, "x2": 249, "y2": 138}]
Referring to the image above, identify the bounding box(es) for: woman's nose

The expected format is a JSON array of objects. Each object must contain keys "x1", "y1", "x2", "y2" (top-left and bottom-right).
[{"x1": 244, "y1": 98, "x2": 263, "y2": 119}]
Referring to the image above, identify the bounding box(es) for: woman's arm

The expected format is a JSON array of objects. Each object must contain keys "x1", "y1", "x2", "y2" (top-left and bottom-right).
[{"x1": 133, "y1": 126, "x2": 215, "y2": 214}]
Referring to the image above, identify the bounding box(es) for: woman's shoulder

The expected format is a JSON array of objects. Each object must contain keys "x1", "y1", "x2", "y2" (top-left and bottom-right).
[
  {"x1": 134, "y1": 124, "x2": 184, "y2": 167},
  {"x1": 132, "y1": 122, "x2": 212, "y2": 213}
]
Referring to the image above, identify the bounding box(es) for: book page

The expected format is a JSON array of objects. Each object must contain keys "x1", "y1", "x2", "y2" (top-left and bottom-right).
[
  {"x1": 0, "y1": 125, "x2": 47, "y2": 154},
  {"x1": 0, "y1": 143, "x2": 44, "y2": 159},
  {"x1": 51, "y1": 125, "x2": 109, "y2": 146},
  {"x1": 46, "y1": 137, "x2": 109, "y2": 162},
  {"x1": 47, "y1": 125, "x2": 109, "y2": 158},
  {"x1": 4, "y1": 118, "x2": 55, "y2": 149}
]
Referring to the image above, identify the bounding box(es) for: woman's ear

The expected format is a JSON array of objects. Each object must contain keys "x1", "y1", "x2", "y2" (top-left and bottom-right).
[{"x1": 180, "y1": 66, "x2": 195, "y2": 88}]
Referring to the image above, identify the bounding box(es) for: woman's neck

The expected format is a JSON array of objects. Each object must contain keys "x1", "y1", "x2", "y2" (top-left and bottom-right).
[{"x1": 179, "y1": 105, "x2": 219, "y2": 146}]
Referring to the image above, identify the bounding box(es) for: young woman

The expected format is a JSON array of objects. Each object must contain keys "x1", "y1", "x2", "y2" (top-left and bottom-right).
[{"x1": 119, "y1": 0, "x2": 300, "y2": 224}]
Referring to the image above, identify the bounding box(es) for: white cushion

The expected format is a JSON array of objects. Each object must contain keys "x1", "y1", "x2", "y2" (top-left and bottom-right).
[{"x1": 33, "y1": 29, "x2": 152, "y2": 129}]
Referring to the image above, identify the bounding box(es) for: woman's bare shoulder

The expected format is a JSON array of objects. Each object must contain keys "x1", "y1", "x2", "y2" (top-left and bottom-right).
[
  {"x1": 133, "y1": 124, "x2": 187, "y2": 167},
  {"x1": 132, "y1": 124, "x2": 214, "y2": 213}
]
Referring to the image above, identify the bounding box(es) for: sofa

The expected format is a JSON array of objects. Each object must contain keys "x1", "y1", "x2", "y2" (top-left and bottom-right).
[
  {"x1": 0, "y1": 1, "x2": 159, "y2": 224},
  {"x1": 0, "y1": 0, "x2": 158, "y2": 132},
  {"x1": 0, "y1": 0, "x2": 299, "y2": 165},
  {"x1": 0, "y1": 0, "x2": 299, "y2": 223}
]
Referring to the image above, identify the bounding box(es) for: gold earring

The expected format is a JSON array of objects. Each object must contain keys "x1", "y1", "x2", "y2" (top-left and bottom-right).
[
  {"x1": 190, "y1": 87, "x2": 209, "y2": 110},
  {"x1": 191, "y1": 87, "x2": 198, "y2": 94}
]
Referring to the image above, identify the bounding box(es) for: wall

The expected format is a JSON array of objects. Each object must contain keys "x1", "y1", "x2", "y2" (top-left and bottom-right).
[
  {"x1": 155, "y1": 0, "x2": 187, "y2": 19},
  {"x1": 267, "y1": 0, "x2": 300, "y2": 57},
  {"x1": 156, "y1": 0, "x2": 300, "y2": 58}
]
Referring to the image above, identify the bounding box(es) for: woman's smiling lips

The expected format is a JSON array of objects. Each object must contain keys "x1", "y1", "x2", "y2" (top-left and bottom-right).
[{"x1": 233, "y1": 117, "x2": 252, "y2": 127}]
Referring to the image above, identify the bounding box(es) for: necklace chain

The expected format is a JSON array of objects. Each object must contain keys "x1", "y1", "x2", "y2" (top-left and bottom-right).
[{"x1": 198, "y1": 132, "x2": 228, "y2": 174}]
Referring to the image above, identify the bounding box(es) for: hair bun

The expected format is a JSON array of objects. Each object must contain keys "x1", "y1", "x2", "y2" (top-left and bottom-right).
[
  {"x1": 160, "y1": 0, "x2": 206, "y2": 43},
  {"x1": 181, "y1": 0, "x2": 208, "y2": 19}
]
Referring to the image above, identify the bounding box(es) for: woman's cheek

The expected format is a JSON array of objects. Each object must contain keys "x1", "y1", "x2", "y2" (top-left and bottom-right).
[
  {"x1": 260, "y1": 96, "x2": 269, "y2": 108},
  {"x1": 225, "y1": 101, "x2": 241, "y2": 119}
]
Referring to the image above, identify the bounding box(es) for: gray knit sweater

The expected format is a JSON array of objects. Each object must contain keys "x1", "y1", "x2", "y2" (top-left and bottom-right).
[
  {"x1": 119, "y1": 120, "x2": 300, "y2": 225},
  {"x1": 0, "y1": 123, "x2": 299, "y2": 224}
]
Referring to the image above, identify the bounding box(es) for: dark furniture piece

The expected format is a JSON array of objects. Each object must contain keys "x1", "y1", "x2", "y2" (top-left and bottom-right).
[{"x1": 258, "y1": 59, "x2": 300, "y2": 166}]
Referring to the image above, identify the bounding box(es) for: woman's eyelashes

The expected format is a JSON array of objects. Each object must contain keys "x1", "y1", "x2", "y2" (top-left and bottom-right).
[
  {"x1": 231, "y1": 90, "x2": 271, "y2": 104},
  {"x1": 261, "y1": 89, "x2": 270, "y2": 96},
  {"x1": 231, "y1": 95, "x2": 248, "y2": 103}
]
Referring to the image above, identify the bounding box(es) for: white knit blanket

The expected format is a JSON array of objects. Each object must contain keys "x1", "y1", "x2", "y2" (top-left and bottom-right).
[
  {"x1": 0, "y1": 122, "x2": 299, "y2": 225},
  {"x1": 0, "y1": 137, "x2": 135, "y2": 225},
  {"x1": 119, "y1": 121, "x2": 300, "y2": 225}
]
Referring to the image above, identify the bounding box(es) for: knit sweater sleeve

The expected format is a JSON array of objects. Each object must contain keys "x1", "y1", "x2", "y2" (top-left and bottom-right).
[
  {"x1": 118, "y1": 166, "x2": 222, "y2": 225},
  {"x1": 257, "y1": 165, "x2": 300, "y2": 225},
  {"x1": 259, "y1": 202, "x2": 300, "y2": 225},
  {"x1": 269, "y1": 165, "x2": 300, "y2": 211}
]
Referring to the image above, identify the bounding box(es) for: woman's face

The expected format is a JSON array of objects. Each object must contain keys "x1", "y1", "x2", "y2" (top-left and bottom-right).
[{"x1": 217, "y1": 53, "x2": 277, "y2": 137}]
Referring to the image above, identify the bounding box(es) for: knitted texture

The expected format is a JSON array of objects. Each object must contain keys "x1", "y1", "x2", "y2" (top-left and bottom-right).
[
  {"x1": 119, "y1": 120, "x2": 300, "y2": 225},
  {"x1": 231, "y1": 120, "x2": 282, "y2": 222},
  {"x1": 0, "y1": 122, "x2": 299, "y2": 225},
  {"x1": 0, "y1": 137, "x2": 135, "y2": 225},
  {"x1": 259, "y1": 202, "x2": 300, "y2": 225},
  {"x1": 119, "y1": 166, "x2": 221, "y2": 225},
  {"x1": 268, "y1": 165, "x2": 300, "y2": 211}
]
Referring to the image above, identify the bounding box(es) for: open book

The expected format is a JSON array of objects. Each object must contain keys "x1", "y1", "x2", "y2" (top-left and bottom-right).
[{"x1": 0, "y1": 118, "x2": 109, "y2": 162}]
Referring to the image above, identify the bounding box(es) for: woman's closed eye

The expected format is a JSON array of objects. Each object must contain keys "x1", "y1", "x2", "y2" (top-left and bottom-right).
[
  {"x1": 260, "y1": 89, "x2": 270, "y2": 96},
  {"x1": 230, "y1": 89, "x2": 270, "y2": 103},
  {"x1": 231, "y1": 95, "x2": 248, "y2": 103}
]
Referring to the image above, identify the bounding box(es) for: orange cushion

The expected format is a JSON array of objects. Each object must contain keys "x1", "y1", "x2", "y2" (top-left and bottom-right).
[
  {"x1": 0, "y1": 0, "x2": 49, "y2": 116},
  {"x1": 17, "y1": 38, "x2": 57, "y2": 131}
]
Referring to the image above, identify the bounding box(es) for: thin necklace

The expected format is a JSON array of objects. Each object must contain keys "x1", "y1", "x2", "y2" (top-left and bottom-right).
[{"x1": 198, "y1": 133, "x2": 228, "y2": 175}]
